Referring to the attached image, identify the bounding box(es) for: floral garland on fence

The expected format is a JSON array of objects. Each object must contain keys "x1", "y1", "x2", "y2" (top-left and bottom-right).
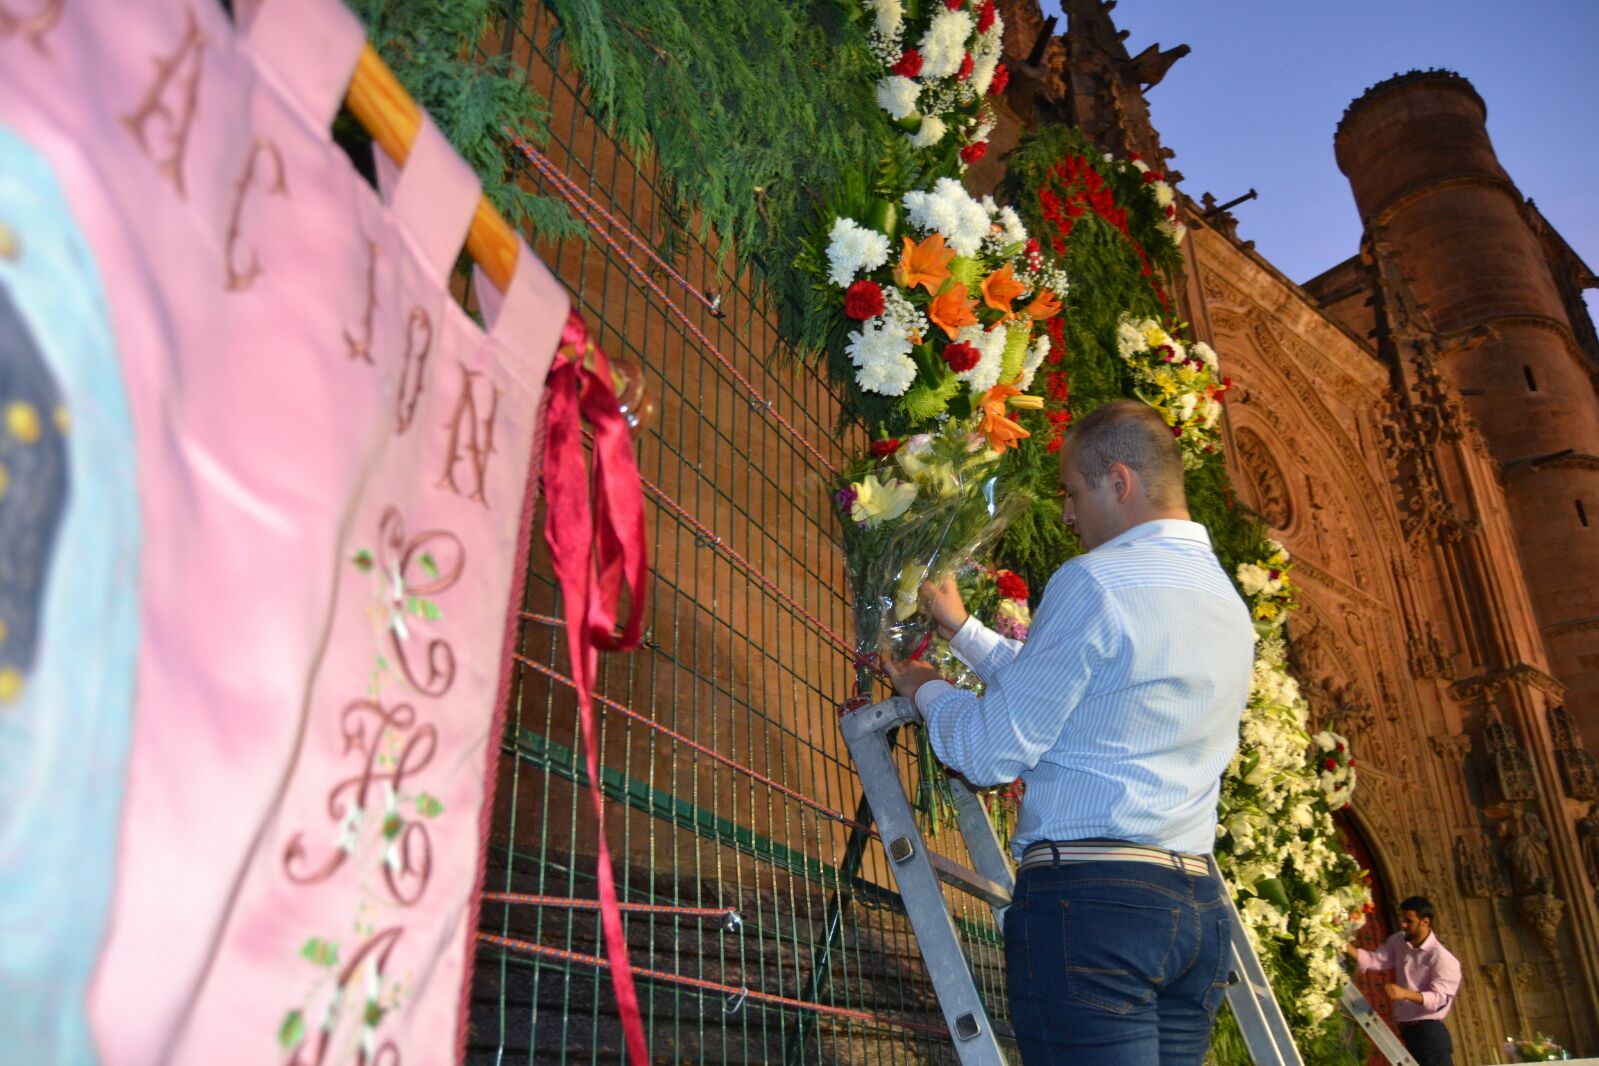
[
  {"x1": 823, "y1": 177, "x2": 1064, "y2": 431},
  {"x1": 1217, "y1": 540, "x2": 1372, "y2": 1028},
  {"x1": 862, "y1": 0, "x2": 1009, "y2": 165}
]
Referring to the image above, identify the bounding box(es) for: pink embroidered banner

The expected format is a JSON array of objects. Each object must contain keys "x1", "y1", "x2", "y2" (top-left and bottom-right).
[{"x1": 0, "y1": 1, "x2": 568, "y2": 1062}]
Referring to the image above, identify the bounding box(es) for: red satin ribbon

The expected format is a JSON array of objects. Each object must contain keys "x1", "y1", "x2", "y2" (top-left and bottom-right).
[{"x1": 542, "y1": 310, "x2": 649, "y2": 1062}]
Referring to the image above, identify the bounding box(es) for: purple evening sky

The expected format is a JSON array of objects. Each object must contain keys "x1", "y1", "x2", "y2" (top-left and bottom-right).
[{"x1": 1046, "y1": 1, "x2": 1599, "y2": 323}]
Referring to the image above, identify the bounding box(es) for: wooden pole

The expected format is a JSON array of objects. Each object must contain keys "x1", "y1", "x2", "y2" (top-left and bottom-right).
[{"x1": 344, "y1": 44, "x2": 521, "y2": 291}]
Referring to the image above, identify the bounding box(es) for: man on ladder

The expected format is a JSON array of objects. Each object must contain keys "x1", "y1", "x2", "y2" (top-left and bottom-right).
[{"x1": 885, "y1": 399, "x2": 1256, "y2": 1065}]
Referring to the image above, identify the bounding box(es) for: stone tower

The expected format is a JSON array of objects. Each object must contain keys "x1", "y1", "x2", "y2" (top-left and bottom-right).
[{"x1": 1335, "y1": 71, "x2": 1599, "y2": 744}]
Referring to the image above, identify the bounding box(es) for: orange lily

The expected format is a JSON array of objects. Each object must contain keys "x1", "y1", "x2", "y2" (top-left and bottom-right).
[
  {"x1": 980, "y1": 262, "x2": 1027, "y2": 316},
  {"x1": 1023, "y1": 287, "x2": 1063, "y2": 322},
  {"x1": 978, "y1": 384, "x2": 1033, "y2": 452},
  {"x1": 893, "y1": 232, "x2": 955, "y2": 294},
  {"x1": 927, "y1": 282, "x2": 979, "y2": 340}
]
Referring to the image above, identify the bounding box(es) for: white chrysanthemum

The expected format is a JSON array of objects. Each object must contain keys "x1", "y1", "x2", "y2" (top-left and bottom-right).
[
  {"x1": 997, "y1": 205, "x2": 1027, "y2": 247},
  {"x1": 863, "y1": 0, "x2": 903, "y2": 39},
  {"x1": 856, "y1": 353, "x2": 918, "y2": 396},
  {"x1": 1152, "y1": 180, "x2": 1175, "y2": 209},
  {"x1": 902, "y1": 178, "x2": 988, "y2": 256},
  {"x1": 918, "y1": 8, "x2": 975, "y2": 79},
  {"x1": 875, "y1": 75, "x2": 920, "y2": 121},
  {"x1": 1115, "y1": 321, "x2": 1145, "y2": 358},
  {"x1": 953, "y1": 323, "x2": 1008, "y2": 396},
  {"x1": 1192, "y1": 340, "x2": 1220, "y2": 373},
  {"x1": 1016, "y1": 333, "x2": 1050, "y2": 391},
  {"x1": 908, "y1": 114, "x2": 948, "y2": 149},
  {"x1": 846, "y1": 317, "x2": 917, "y2": 396},
  {"x1": 826, "y1": 217, "x2": 890, "y2": 288},
  {"x1": 1130, "y1": 158, "x2": 1150, "y2": 173},
  {"x1": 1159, "y1": 217, "x2": 1188, "y2": 245},
  {"x1": 970, "y1": 22, "x2": 1004, "y2": 94}
]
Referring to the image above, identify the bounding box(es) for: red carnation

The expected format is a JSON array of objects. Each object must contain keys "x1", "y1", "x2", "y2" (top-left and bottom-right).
[
  {"x1": 976, "y1": 0, "x2": 997, "y2": 31},
  {"x1": 942, "y1": 340, "x2": 980, "y2": 372},
  {"x1": 844, "y1": 279, "x2": 886, "y2": 321},
  {"x1": 960, "y1": 140, "x2": 987, "y2": 165},
  {"x1": 945, "y1": 0, "x2": 963, "y2": 9},
  {"x1": 1128, "y1": 151, "x2": 1142, "y2": 162},
  {"x1": 1324, "y1": 757, "x2": 1338, "y2": 772},
  {"x1": 989, "y1": 63, "x2": 1010, "y2": 95},
  {"x1": 996, "y1": 570, "x2": 1030, "y2": 601},
  {"x1": 870, "y1": 438, "x2": 902, "y2": 457},
  {"x1": 1143, "y1": 171, "x2": 1163, "y2": 184},
  {"x1": 1349, "y1": 758, "x2": 1358, "y2": 767},
  {"x1": 893, "y1": 48, "x2": 923, "y2": 78},
  {"x1": 956, "y1": 52, "x2": 974, "y2": 81}
]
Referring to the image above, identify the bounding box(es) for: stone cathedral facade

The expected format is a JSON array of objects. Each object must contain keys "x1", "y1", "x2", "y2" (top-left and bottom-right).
[{"x1": 984, "y1": 0, "x2": 1599, "y2": 1057}]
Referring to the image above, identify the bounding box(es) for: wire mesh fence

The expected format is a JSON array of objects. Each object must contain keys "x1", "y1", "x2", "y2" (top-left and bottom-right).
[{"x1": 465, "y1": 3, "x2": 1014, "y2": 1062}]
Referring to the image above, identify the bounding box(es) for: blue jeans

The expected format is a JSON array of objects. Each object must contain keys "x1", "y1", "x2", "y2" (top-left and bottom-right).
[{"x1": 1003, "y1": 860, "x2": 1231, "y2": 1065}]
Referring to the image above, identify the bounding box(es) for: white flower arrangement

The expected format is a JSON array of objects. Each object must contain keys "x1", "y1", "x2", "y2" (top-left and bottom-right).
[
  {"x1": 859, "y1": 0, "x2": 1006, "y2": 162},
  {"x1": 1216, "y1": 542, "x2": 1372, "y2": 1031}
]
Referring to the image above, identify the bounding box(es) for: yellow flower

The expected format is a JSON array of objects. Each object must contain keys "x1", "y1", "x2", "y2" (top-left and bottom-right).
[
  {"x1": 894, "y1": 563, "x2": 926, "y2": 620},
  {"x1": 850, "y1": 474, "x2": 918, "y2": 527},
  {"x1": 1253, "y1": 601, "x2": 1279, "y2": 622},
  {"x1": 898, "y1": 449, "x2": 959, "y2": 497},
  {"x1": 1153, "y1": 369, "x2": 1179, "y2": 398},
  {"x1": 1142, "y1": 323, "x2": 1171, "y2": 349}
]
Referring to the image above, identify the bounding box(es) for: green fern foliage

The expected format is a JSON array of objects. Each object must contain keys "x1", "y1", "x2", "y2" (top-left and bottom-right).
[{"x1": 348, "y1": 0, "x2": 581, "y2": 239}]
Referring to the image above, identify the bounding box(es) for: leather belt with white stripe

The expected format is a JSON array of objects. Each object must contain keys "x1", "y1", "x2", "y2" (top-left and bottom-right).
[{"x1": 1018, "y1": 839, "x2": 1211, "y2": 877}]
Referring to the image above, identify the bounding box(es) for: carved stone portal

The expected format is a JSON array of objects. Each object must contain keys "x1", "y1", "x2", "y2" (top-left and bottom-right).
[
  {"x1": 1517, "y1": 888, "x2": 1567, "y2": 958},
  {"x1": 1455, "y1": 832, "x2": 1509, "y2": 898},
  {"x1": 1234, "y1": 426, "x2": 1293, "y2": 529}
]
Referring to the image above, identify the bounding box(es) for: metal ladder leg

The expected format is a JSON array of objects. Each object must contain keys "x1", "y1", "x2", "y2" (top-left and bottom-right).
[
  {"x1": 1212, "y1": 856, "x2": 1306, "y2": 1066},
  {"x1": 839, "y1": 697, "x2": 1010, "y2": 1066},
  {"x1": 1340, "y1": 979, "x2": 1420, "y2": 1066}
]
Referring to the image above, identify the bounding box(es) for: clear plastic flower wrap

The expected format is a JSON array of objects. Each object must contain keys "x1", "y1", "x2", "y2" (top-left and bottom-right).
[{"x1": 833, "y1": 417, "x2": 1030, "y2": 670}]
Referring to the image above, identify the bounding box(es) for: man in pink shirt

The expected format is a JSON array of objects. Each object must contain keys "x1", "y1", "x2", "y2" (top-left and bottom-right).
[{"x1": 1347, "y1": 896, "x2": 1462, "y2": 1066}]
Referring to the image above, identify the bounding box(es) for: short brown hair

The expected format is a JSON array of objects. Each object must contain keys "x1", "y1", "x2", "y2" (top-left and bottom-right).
[{"x1": 1063, "y1": 399, "x2": 1186, "y2": 509}]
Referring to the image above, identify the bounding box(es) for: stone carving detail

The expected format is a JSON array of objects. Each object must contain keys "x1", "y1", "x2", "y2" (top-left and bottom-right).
[
  {"x1": 1455, "y1": 832, "x2": 1509, "y2": 898},
  {"x1": 1577, "y1": 803, "x2": 1599, "y2": 897},
  {"x1": 1501, "y1": 809, "x2": 1553, "y2": 895},
  {"x1": 1234, "y1": 427, "x2": 1292, "y2": 529},
  {"x1": 1482, "y1": 713, "x2": 1537, "y2": 803},
  {"x1": 1479, "y1": 962, "x2": 1508, "y2": 994},
  {"x1": 1407, "y1": 619, "x2": 1455, "y2": 680},
  {"x1": 1511, "y1": 961, "x2": 1537, "y2": 994},
  {"x1": 1547, "y1": 705, "x2": 1599, "y2": 801},
  {"x1": 1517, "y1": 887, "x2": 1566, "y2": 958},
  {"x1": 1428, "y1": 733, "x2": 1471, "y2": 765},
  {"x1": 1289, "y1": 618, "x2": 1376, "y2": 740}
]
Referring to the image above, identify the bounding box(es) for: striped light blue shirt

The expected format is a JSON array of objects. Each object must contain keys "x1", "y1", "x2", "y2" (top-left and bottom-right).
[{"x1": 916, "y1": 519, "x2": 1254, "y2": 858}]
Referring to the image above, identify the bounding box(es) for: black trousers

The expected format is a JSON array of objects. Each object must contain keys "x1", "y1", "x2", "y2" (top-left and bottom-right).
[{"x1": 1399, "y1": 1020, "x2": 1454, "y2": 1066}]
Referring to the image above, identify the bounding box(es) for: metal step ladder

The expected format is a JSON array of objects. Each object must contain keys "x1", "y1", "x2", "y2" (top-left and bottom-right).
[{"x1": 839, "y1": 696, "x2": 1418, "y2": 1066}]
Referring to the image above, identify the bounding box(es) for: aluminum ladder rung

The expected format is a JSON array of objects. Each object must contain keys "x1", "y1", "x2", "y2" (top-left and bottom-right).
[
  {"x1": 923, "y1": 850, "x2": 1011, "y2": 909},
  {"x1": 1340, "y1": 979, "x2": 1420, "y2": 1066}
]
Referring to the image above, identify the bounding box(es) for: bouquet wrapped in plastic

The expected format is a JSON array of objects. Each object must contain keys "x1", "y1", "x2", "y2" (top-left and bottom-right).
[{"x1": 834, "y1": 417, "x2": 1029, "y2": 670}]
